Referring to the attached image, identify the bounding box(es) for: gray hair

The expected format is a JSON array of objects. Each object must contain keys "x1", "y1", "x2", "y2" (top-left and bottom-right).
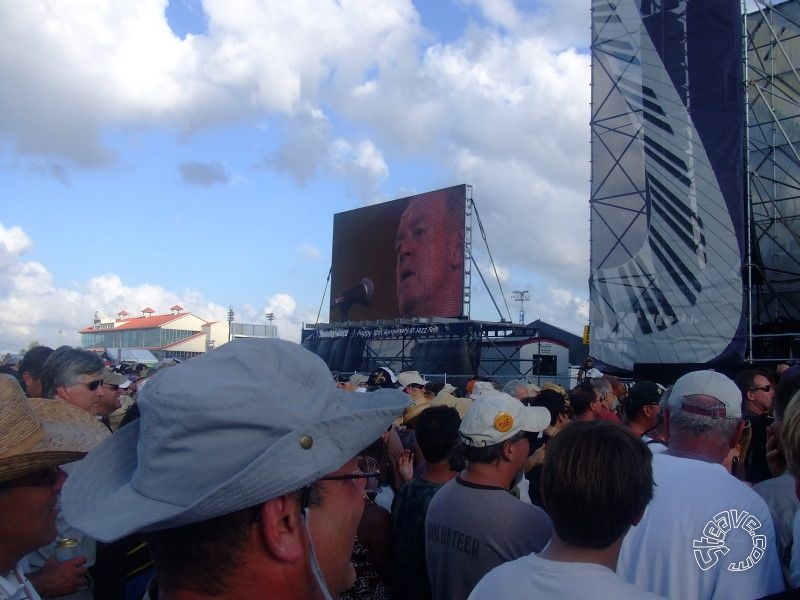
[
  {"x1": 590, "y1": 377, "x2": 613, "y2": 399},
  {"x1": 40, "y1": 346, "x2": 104, "y2": 399},
  {"x1": 669, "y1": 394, "x2": 740, "y2": 440},
  {"x1": 503, "y1": 379, "x2": 529, "y2": 400}
]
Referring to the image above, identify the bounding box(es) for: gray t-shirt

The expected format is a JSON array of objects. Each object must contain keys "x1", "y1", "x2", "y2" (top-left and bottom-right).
[{"x1": 424, "y1": 476, "x2": 553, "y2": 600}]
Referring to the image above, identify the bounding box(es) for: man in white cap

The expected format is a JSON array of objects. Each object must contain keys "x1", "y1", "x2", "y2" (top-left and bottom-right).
[
  {"x1": 424, "y1": 392, "x2": 553, "y2": 599},
  {"x1": 61, "y1": 338, "x2": 407, "y2": 600},
  {"x1": 93, "y1": 368, "x2": 131, "y2": 420},
  {"x1": 617, "y1": 370, "x2": 785, "y2": 599},
  {"x1": 0, "y1": 375, "x2": 109, "y2": 600}
]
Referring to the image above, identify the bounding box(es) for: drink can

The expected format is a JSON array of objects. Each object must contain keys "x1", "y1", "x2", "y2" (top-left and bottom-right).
[{"x1": 55, "y1": 538, "x2": 80, "y2": 561}]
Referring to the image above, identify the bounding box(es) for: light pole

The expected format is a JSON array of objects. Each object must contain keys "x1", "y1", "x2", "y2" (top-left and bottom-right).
[
  {"x1": 227, "y1": 306, "x2": 235, "y2": 342},
  {"x1": 265, "y1": 312, "x2": 275, "y2": 338},
  {"x1": 511, "y1": 290, "x2": 530, "y2": 325}
]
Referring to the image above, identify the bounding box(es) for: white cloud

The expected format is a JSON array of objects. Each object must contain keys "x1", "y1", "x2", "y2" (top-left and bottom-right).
[
  {"x1": 0, "y1": 0, "x2": 594, "y2": 339},
  {"x1": 0, "y1": 224, "x2": 32, "y2": 254},
  {"x1": 0, "y1": 225, "x2": 230, "y2": 352},
  {"x1": 298, "y1": 243, "x2": 322, "y2": 260},
  {"x1": 329, "y1": 137, "x2": 389, "y2": 197},
  {"x1": 0, "y1": 0, "x2": 421, "y2": 167}
]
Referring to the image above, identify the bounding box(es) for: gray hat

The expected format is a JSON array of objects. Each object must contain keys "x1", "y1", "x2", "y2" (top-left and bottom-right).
[{"x1": 61, "y1": 338, "x2": 408, "y2": 542}]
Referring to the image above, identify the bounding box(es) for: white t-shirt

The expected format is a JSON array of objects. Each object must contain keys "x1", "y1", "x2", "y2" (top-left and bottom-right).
[
  {"x1": 469, "y1": 552, "x2": 666, "y2": 600},
  {"x1": 0, "y1": 562, "x2": 42, "y2": 600},
  {"x1": 618, "y1": 453, "x2": 785, "y2": 599},
  {"x1": 790, "y1": 510, "x2": 800, "y2": 587},
  {"x1": 753, "y1": 472, "x2": 799, "y2": 581}
]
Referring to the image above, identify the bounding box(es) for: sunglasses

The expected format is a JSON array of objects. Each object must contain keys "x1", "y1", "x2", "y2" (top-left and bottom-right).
[
  {"x1": 750, "y1": 385, "x2": 772, "y2": 393},
  {"x1": 318, "y1": 456, "x2": 381, "y2": 493},
  {"x1": 102, "y1": 383, "x2": 120, "y2": 392},
  {"x1": 0, "y1": 467, "x2": 62, "y2": 489},
  {"x1": 79, "y1": 379, "x2": 103, "y2": 392}
]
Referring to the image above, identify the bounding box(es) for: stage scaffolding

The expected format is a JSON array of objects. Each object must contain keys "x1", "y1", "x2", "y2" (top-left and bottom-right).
[{"x1": 747, "y1": 0, "x2": 800, "y2": 362}]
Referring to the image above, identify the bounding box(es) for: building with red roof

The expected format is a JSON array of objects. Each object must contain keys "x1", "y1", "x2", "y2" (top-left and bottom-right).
[{"x1": 79, "y1": 307, "x2": 229, "y2": 361}]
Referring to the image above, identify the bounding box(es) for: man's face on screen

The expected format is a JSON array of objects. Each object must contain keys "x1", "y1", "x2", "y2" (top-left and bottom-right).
[{"x1": 395, "y1": 193, "x2": 462, "y2": 317}]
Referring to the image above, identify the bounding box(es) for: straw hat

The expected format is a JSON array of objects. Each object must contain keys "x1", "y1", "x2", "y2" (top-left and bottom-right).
[
  {"x1": 400, "y1": 398, "x2": 433, "y2": 426},
  {"x1": 0, "y1": 375, "x2": 110, "y2": 483}
]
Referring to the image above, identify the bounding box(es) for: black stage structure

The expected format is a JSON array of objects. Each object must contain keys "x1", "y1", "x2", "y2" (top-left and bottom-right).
[{"x1": 301, "y1": 319, "x2": 578, "y2": 391}]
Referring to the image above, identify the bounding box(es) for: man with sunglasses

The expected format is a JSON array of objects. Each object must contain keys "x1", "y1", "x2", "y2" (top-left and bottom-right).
[
  {"x1": 40, "y1": 346, "x2": 105, "y2": 416},
  {"x1": 95, "y1": 368, "x2": 130, "y2": 420},
  {"x1": 736, "y1": 368, "x2": 777, "y2": 484},
  {"x1": 617, "y1": 370, "x2": 784, "y2": 599},
  {"x1": 25, "y1": 345, "x2": 106, "y2": 599},
  {"x1": 60, "y1": 338, "x2": 407, "y2": 600},
  {"x1": 0, "y1": 375, "x2": 109, "y2": 600},
  {"x1": 425, "y1": 393, "x2": 553, "y2": 599}
]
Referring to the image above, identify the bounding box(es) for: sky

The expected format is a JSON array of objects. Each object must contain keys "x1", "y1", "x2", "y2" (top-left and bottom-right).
[{"x1": 0, "y1": 0, "x2": 598, "y2": 353}]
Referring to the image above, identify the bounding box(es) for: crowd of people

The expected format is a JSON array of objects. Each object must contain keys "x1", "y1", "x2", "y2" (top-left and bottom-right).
[{"x1": 1, "y1": 341, "x2": 800, "y2": 599}]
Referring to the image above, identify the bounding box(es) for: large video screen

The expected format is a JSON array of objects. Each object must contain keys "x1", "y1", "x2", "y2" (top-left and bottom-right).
[{"x1": 330, "y1": 184, "x2": 467, "y2": 322}]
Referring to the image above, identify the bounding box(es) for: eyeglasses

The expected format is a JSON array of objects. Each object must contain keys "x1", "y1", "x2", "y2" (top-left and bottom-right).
[
  {"x1": 318, "y1": 456, "x2": 381, "y2": 493},
  {"x1": 80, "y1": 379, "x2": 103, "y2": 392},
  {"x1": 750, "y1": 385, "x2": 772, "y2": 393},
  {"x1": 102, "y1": 383, "x2": 120, "y2": 392},
  {"x1": 0, "y1": 467, "x2": 62, "y2": 489}
]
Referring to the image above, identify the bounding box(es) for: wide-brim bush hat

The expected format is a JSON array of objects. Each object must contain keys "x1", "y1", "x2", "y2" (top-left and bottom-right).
[
  {"x1": 62, "y1": 338, "x2": 408, "y2": 542},
  {"x1": 0, "y1": 375, "x2": 110, "y2": 483}
]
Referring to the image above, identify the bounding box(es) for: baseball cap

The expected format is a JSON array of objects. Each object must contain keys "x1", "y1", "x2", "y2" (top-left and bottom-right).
[
  {"x1": 459, "y1": 392, "x2": 551, "y2": 447},
  {"x1": 667, "y1": 370, "x2": 742, "y2": 419},
  {"x1": 469, "y1": 381, "x2": 495, "y2": 399},
  {"x1": 367, "y1": 367, "x2": 399, "y2": 388},
  {"x1": 626, "y1": 380, "x2": 662, "y2": 412},
  {"x1": 102, "y1": 367, "x2": 130, "y2": 389}
]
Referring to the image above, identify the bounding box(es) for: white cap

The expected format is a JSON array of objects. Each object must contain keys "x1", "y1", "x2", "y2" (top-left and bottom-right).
[
  {"x1": 459, "y1": 392, "x2": 551, "y2": 447},
  {"x1": 398, "y1": 370, "x2": 428, "y2": 388},
  {"x1": 667, "y1": 370, "x2": 741, "y2": 419},
  {"x1": 469, "y1": 381, "x2": 496, "y2": 399}
]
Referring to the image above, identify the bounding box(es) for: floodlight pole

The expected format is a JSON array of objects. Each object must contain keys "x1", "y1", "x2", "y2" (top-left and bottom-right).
[
  {"x1": 227, "y1": 306, "x2": 235, "y2": 342},
  {"x1": 511, "y1": 290, "x2": 530, "y2": 325},
  {"x1": 265, "y1": 312, "x2": 275, "y2": 338}
]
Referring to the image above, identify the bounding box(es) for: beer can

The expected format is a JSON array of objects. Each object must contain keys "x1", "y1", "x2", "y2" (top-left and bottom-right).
[{"x1": 55, "y1": 538, "x2": 80, "y2": 561}]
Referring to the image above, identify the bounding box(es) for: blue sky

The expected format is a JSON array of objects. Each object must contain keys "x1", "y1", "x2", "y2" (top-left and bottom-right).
[{"x1": 0, "y1": 0, "x2": 594, "y2": 352}]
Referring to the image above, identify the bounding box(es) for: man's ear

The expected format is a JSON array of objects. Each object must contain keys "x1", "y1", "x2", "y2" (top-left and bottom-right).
[
  {"x1": 729, "y1": 419, "x2": 746, "y2": 450},
  {"x1": 256, "y1": 495, "x2": 306, "y2": 563},
  {"x1": 55, "y1": 385, "x2": 69, "y2": 401}
]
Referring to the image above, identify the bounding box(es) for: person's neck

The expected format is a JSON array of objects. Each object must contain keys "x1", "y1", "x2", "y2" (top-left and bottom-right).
[
  {"x1": 421, "y1": 460, "x2": 457, "y2": 485},
  {"x1": 539, "y1": 534, "x2": 622, "y2": 571},
  {"x1": 460, "y1": 461, "x2": 514, "y2": 489},
  {"x1": 626, "y1": 419, "x2": 654, "y2": 438},
  {"x1": 160, "y1": 558, "x2": 325, "y2": 600},
  {"x1": 666, "y1": 439, "x2": 725, "y2": 464},
  {"x1": 744, "y1": 401, "x2": 768, "y2": 417}
]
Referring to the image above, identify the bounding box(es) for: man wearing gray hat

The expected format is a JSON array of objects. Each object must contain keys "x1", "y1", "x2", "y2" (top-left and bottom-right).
[
  {"x1": 617, "y1": 370, "x2": 785, "y2": 599},
  {"x1": 424, "y1": 392, "x2": 553, "y2": 600},
  {"x1": 61, "y1": 338, "x2": 407, "y2": 600}
]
